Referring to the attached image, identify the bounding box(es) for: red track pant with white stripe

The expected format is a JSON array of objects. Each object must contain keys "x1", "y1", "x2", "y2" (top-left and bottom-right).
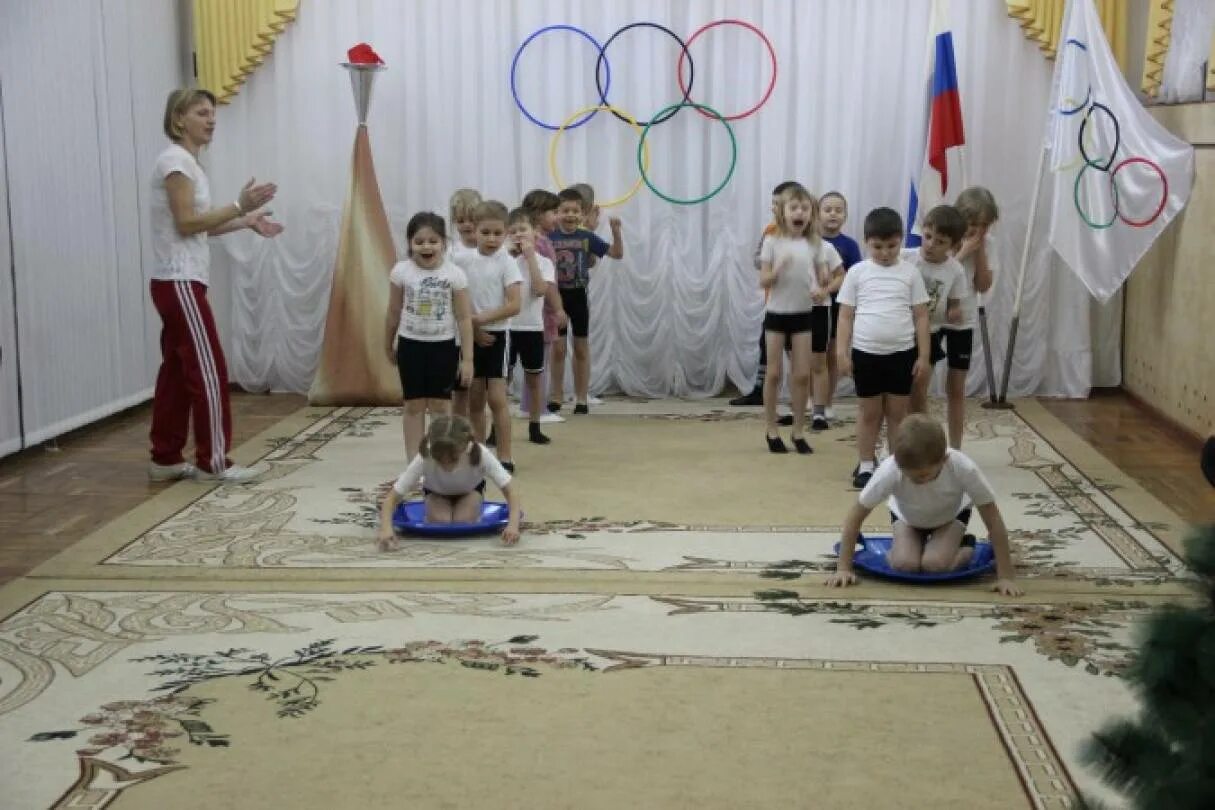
[{"x1": 149, "y1": 280, "x2": 232, "y2": 474}]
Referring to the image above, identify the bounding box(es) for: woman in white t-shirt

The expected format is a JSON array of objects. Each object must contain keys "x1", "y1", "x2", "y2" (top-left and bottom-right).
[
  {"x1": 385, "y1": 213, "x2": 474, "y2": 461},
  {"x1": 758, "y1": 187, "x2": 833, "y2": 455},
  {"x1": 148, "y1": 88, "x2": 281, "y2": 483},
  {"x1": 377, "y1": 415, "x2": 521, "y2": 549}
]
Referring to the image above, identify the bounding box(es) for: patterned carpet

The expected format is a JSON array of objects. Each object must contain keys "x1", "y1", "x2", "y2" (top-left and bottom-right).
[{"x1": 0, "y1": 398, "x2": 1194, "y2": 808}]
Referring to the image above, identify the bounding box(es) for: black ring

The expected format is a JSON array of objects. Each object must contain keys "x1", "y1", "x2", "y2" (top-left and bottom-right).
[
  {"x1": 1078, "y1": 101, "x2": 1120, "y2": 171},
  {"x1": 594, "y1": 22, "x2": 694, "y2": 127}
]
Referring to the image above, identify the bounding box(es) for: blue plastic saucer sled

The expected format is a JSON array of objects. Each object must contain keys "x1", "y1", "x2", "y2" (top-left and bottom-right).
[
  {"x1": 392, "y1": 501, "x2": 511, "y2": 537},
  {"x1": 833, "y1": 534, "x2": 996, "y2": 582}
]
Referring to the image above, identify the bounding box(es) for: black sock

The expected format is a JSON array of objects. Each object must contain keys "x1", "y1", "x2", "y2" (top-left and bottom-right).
[{"x1": 529, "y1": 422, "x2": 551, "y2": 445}]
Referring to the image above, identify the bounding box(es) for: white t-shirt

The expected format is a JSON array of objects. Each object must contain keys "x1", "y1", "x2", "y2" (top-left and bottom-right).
[
  {"x1": 510, "y1": 252, "x2": 555, "y2": 332},
  {"x1": 448, "y1": 240, "x2": 479, "y2": 264},
  {"x1": 900, "y1": 249, "x2": 966, "y2": 332},
  {"x1": 392, "y1": 444, "x2": 512, "y2": 497},
  {"x1": 859, "y1": 449, "x2": 996, "y2": 529},
  {"x1": 389, "y1": 259, "x2": 468, "y2": 342},
  {"x1": 454, "y1": 250, "x2": 523, "y2": 332},
  {"x1": 837, "y1": 259, "x2": 929, "y2": 354},
  {"x1": 946, "y1": 233, "x2": 995, "y2": 331},
  {"x1": 150, "y1": 144, "x2": 211, "y2": 285},
  {"x1": 760, "y1": 236, "x2": 839, "y2": 313}
]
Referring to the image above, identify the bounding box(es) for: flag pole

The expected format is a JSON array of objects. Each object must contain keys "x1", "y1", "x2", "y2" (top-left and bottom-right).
[{"x1": 995, "y1": 140, "x2": 1049, "y2": 406}]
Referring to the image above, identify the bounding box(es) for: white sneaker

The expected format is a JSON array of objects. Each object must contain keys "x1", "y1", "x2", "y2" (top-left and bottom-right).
[
  {"x1": 587, "y1": 395, "x2": 604, "y2": 405},
  {"x1": 196, "y1": 464, "x2": 262, "y2": 483},
  {"x1": 148, "y1": 462, "x2": 197, "y2": 482},
  {"x1": 539, "y1": 412, "x2": 565, "y2": 424}
]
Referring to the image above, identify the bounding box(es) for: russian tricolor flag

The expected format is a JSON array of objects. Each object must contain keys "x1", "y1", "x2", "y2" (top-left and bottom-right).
[{"x1": 907, "y1": 0, "x2": 965, "y2": 246}]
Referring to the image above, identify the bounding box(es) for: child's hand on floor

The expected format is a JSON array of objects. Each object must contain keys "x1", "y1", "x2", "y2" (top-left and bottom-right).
[
  {"x1": 992, "y1": 578, "x2": 1023, "y2": 597},
  {"x1": 501, "y1": 524, "x2": 520, "y2": 546},
  {"x1": 825, "y1": 568, "x2": 858, "y2": 587},
  {"x1": 377, "y1": 531, "x2": 399, "y2": 552}
]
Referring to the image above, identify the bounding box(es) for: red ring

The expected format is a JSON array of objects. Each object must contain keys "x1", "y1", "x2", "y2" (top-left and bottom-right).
[
  {"x1": 676, "y1": 19, "x2": 777, "y2": 121},
  {"x1": 1111, "y1": 156, "x2": 1168, "y2": 228}
]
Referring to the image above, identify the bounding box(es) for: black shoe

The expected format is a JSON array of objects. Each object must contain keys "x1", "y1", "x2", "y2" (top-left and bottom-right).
[
  {"x1": 766, "y1": 434, "x2": 788, "y2": 454},
  {"x1": 573, "y1": 403, "x2": 589, "y2": 415},
  {"x1": 547, "y1": 401, "x2": 562, "y2": 414},
  {"x1": 778, "y1": 414, "x2": 794, "y2": 427},
  {"x1": 528, "y1": 423, "x2": 551, "y2": 445},
  {"x1": 486, "y1": 428, "x2": 497, "y2": 447},
  {"x1": 792, "y1": 437, "x2": 813, "y2": 454},
  {"x1": 1203, "y1": 436, "x2": 1215, "y2": 488},
  {"x1": 501, "y1": 461, "x2": 516, "y2": 473},
  {"x1": 811, "y1": 415, "x2": 829, "y2": 432},
  {"x1": 852, "y1": 469, "x2": 873, "y2": 489},
  {"x1": 729, "y1": 389, "x2": 764, "y2": 407}
]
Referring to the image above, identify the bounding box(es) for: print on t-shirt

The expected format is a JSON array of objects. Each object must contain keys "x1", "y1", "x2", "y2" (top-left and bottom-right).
[
  {"x1": 548, "y1": 229, "x2": 609, "y2": 289},
  {"x1": 407, "y1": 275, "x2": 453, "y2": 335}
]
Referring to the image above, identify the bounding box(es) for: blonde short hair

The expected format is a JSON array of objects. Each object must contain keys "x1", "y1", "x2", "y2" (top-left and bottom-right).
[
  {"x1": 893, "y1": 414, "x2": 948, "y2": 470},
  {"x1": 954, "y1": 186, "x2": 999, "y2": 227},
  {"x1": 163, "y1": 88, "x2": 217, "y2": 141},
  {"x1": 448, "y1": 188, "x2": 482, "y2": 222},
  {"x1": 472, "y1": 200, "x2": 509, "y2": 224}
]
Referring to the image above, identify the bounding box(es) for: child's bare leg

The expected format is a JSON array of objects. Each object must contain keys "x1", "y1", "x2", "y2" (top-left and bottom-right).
[
  {"x1": 946, "y1": 368, "x2": 967, "y2": 449},
  {"x1": 921, "y1": 520, "x2": 966, "y2": 572},
  {"x1": 403, "y1": 400, "x2": 427, "y2": 461},
  {"x1": 487, "y1": 379, "x2": 511, "y2": 462},
  {"x1": 763, "y1": 331, "x2": 785, "y2": 435},
  {"x1": 426, "y1": 397, "x2": 451, "y2": 418},
  {"x1": 825, "y1": 339, "x2": 839, "y2": 410},
  {"x1": 468, "y1": 381, "x2": 488, "y2": 442},
  {"x1": 425, "y1": 494, "x2": 454, "y2": 523},
  {"x1": 526, "y1": 371, "x2": 544, "y2": 422},
  {"x1": 572, "y1": 337, "x2": 590, "y2": 405},
  {"x1": 884, "y1": 394, "x2": 911, "y2": 451},
  {"x1": 549, "y1": 336, "x2": 567, "y2": 406},
  {"x1": 450, "y1": 490, "x2": 483, "y2": 523},
  {"x1": 451, "y1": 387, "x2": 470, "y2": 420},
  {"x1": 910, "y1": 370, "x2": 931, "y2": 415},
  {"x1": 887, "y1": 521, "x2": 923, "y2": 572},
  {"x1": 855, "y1": 396, "x2": 883, "y2": 463},
  {"x1": 788, "y1": 333, "x2": 813, "y2": 438}
]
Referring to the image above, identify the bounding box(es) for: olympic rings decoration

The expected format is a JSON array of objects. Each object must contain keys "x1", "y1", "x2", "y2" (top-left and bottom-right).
[
  {"x1": 549, "y1": 104, "x2": 653, "y2": 208},
  {"x1": 1054, "y1": 40, "x2": 1170, "y2": 230},
  {"x1": 1111, "y1": 157, "x2": 1169, "y2": 228},
  {"x1": 511, "y1": 25, "x2": 610, "y2": 131},
  {"x1": 677, "y1": 19, "x2": 778, "y2": 121},
  {"x1": 1078, "y1": 102, "x2": 1120, "y2": 171},
  {"x1": 594, "y1": 22, "x2": 694, "y2": 127},
  {"x1": 1073, "y1": 163, "x2": 1119, "y2": 230},
  {"x1": 637, "y1": 102, "x2": 738, "y2": 205},
  {"x1": 512, "y1": 19, "x2": 777, "y2": 206}
]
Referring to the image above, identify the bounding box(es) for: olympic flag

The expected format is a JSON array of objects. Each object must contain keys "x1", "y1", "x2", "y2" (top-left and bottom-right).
[
  {"x1": 1045, "y1": 0, "x2": 1194, "y2": 302},
  {"x1": 906, "y1": 0, "x2": 965, "y2": 246}
]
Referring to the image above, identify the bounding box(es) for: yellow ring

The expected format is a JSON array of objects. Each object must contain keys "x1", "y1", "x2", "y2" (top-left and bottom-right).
[
  {"x1": 548, "y1": 104, "x2": 651, "y2": 208},
  {"x1": 1052, "y1": 99, "x2": 1098, "y2": 174}
]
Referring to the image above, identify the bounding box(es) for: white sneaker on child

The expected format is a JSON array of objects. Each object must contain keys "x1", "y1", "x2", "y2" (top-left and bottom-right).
[
  {"x1": 148, "y1": 462, "x2": 196, "y2": 482},
  {"x1": 539, "y1": 413, "x2": 565, "y2": 424}
]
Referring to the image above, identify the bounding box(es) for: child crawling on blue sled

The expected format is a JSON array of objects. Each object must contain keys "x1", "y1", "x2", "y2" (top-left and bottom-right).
[
  {"x1": 378, "y1": 415, "x2": 521, "y2": 550},
  {"x1": 827, "y1": 413, "x2": 1022, "y2": 596}
]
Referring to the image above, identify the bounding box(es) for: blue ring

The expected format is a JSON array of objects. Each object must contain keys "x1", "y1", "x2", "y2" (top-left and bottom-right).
[
  {"x1": 1059, "y1": 39, "x2": 1090, "y2": 116},
  {"x1": 511, "y1": 25, "x2": 610, "y2": 131}
]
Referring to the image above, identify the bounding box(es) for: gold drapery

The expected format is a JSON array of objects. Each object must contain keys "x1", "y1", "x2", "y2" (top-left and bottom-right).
[
  {"x1": 1005, "y1": 0, "x2": 1127, "y2": 67},
  {"x1": 193, "y1": 0, "x2": 299, "y2": 102}
]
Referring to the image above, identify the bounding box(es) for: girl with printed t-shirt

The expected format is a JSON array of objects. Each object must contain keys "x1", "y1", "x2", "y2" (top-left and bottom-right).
[
  {"x1": 148, "y1": 88, "x2": 282, "y2": 484},
  {"x1": 386, "y1": 212, "x2": 474, "y2": 461}
]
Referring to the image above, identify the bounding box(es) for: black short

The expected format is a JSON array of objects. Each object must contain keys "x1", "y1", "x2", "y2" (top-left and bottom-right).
[
  {"x1": 763, "y1": 310, "x2": 813, "y2": 335},
  {"x1": 852, "y1": 347, "x2": 917, "y2": 397},
  {"x1": 509, "y1": 330, "x2": 546, "y2": 373},
  {"x1": 397, "y1": 337, "x2": 457, "y2": 401},
  {"x1": 809, "y1": 306, "x2": 830, "y2": 352},
  {"x1": 557, "y1": 287, "x2": 589, "y2": 338},
  {"x1": 423, "y1": 481, "x2": 486, "y2": 499},
  {"x1": 829, "y1": 297, "x2": 841, "y2": 342},
  {"x1": 890, "y1": 508, "x2": 974, "y2": 537},
  {"x1": 937, "y1": 328, "x2": 974, "y2": 370},
  {"x1": 472, "y1": 331, "x2": 509, "y2": 379}
]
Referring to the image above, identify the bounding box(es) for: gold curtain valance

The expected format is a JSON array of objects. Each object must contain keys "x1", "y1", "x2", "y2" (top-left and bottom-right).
[
  {"x1": 1005, "y1": 0, "x2": 1127, "y2": 67},
  {"x1": 193, "y1": 0, "x2": 299, "y2": 103}
]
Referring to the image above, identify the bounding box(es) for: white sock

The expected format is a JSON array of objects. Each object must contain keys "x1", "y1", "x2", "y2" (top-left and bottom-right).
[{"x1": 859, "y1": 460, "x2": 875, "y2": 474}]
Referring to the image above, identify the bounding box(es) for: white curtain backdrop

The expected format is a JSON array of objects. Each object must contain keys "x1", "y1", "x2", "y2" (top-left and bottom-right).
[
  {"x1": 0, "y1": 83, "x2": 19, "y2": 457},
  {"x1": 1159, "y1": 0, "x2": 1215, "y2": 103},
  {"x1": 0, "y1": 0, "x2": 186, "y2": 452},
  {"x1": 203, "y1": 0, "x2": 1118, "y2": 400}
]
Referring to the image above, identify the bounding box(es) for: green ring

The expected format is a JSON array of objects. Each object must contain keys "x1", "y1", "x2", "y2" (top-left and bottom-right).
[
  {"x1": 636, "y1": 101, "x2": 737, "y2": 205},
  {"x1": 1073, "y1": 162, "x2": 1118, "y2": 230}
]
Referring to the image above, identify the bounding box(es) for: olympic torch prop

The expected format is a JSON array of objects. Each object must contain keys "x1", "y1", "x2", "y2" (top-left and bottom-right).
[{"x1": 308, "y1": 45, "x2": 401, "y2": 405}]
